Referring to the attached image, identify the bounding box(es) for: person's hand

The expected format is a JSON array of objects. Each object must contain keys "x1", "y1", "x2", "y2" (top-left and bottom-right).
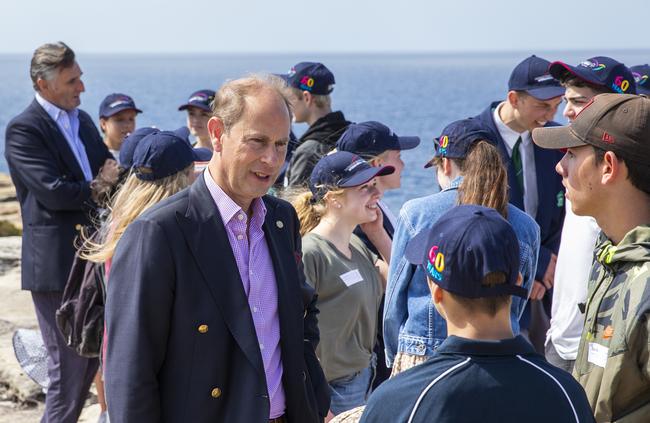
[
  {"x1": 541, "y1": 253, "x2": 558, "y2": 289},
  {"x1": 90, "y1": 159, "x2": 119, "y2": 204},
  {"x1": 530, "y1": 281, "x2": 546, "y2": 301},
  {"x1": 98, "y1": 159, "x2": 119, "y2": 185},
  {"x1": 359, "y1": 206, "x2": 384, "y2": 236}
]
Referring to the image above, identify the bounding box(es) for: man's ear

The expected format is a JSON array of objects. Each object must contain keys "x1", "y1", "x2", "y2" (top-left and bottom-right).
[
  {"x1": 207, "y1": 117, "x2": 225, "y2": 153},
  {"x1": 36, "y1": 78, "x2": 49, "y2": 93},
  {"x1": 302, "y1": 90, "x2": 313, "y2": 106},
  {"x1": 516, "y1": 272, "x2": 523, "y2": 287},
  {"x1": 99, "y1": 117, "x2": 107, "y2": 134},
  {"x1": 601, "y1": 150, "x2": 623, "y2": 186},
  {"x1": 427, "y1": 277, "x2": 443, "y2": 304},
  {"x1": 442, "y1": 157, "x2": 453, "y2": 177},
  {"x1": 428, "y1": 279, "x2": 447, "y2": 319},
  {"x1": 506, "y1": 90, "x2": 520, "y2": 108}
]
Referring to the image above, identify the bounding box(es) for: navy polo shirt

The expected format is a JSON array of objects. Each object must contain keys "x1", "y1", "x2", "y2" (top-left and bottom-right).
[{"x1": 361, "y1": 335, "x2": 595, "y2": 423}]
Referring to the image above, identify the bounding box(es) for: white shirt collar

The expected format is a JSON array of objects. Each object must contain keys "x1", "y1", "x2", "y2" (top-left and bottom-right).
[
  {"x1": 35, "y1": 92, "x2": 78, "y2": 121},
  {"x1": 492, "y1": 102, "x2": 529, "y2": 153}
]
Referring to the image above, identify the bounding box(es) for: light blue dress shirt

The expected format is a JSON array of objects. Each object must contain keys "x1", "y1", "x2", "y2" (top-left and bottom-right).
[{"x1": 35, "y1": 93, "x2": 93, "y2": 181}]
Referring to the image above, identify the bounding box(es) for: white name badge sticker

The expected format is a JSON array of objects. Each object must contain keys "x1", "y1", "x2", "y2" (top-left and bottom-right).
[
  {"x1": 588, "y1": 342, "x2": 609, "y2": 368},
  {"x1": 340, "y1": 269, "x2": 364, "y2": 287}
]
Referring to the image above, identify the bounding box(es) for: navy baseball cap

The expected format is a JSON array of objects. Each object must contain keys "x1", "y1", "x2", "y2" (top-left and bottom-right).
[
  {"x1": 173, "y1": 126, "x2": 212, "y2": 162},
  {"x1": 336, "y1": 121, "x2": 420, "y2": 157},
  {"x1": 424, "y1": 118, "x2": 496, "y2": 168},
  {"x1": 178, "y1": 89, "x2": 215, "y2": 112},
  {"x1": 285, "y1": 62, "x2": 335, "y2": 95},
  {"x1": 405, "y1": 205, "x2": 527, "y2": 299},
  {"x1": 119, "y1": 127, "x2": 159, "y2": 169},
  {"x1": 99, "y1": 93, "x2": 142, "y2": 118},
  {"x1": 549, "y1": 56, "x2": 637, "y2": 95},
  {"x1": 132, "y1": 131, "x2": 209, "y2": 181},
  {"x1": 309, "y1": 151, "x2": 394, "y2": 202},
  {"x1": 508, "y1": 55, "x2": 565, "y2": 100},
  {"x1": 630, "y1": 65, "x2": 650, "y2": 95}
]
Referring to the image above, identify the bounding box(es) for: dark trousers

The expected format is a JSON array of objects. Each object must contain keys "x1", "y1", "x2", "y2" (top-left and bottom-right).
[{"x1": 32, "y1": 291, "x2": 99, "y2": 423}]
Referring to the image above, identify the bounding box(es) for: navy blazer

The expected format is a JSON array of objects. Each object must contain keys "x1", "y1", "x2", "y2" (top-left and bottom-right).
[
  {"x1": 104, "y1": 177, "x2": 329, "y2": 423},
  {"x1": 475, "y1": 102, "x2": 565, "y2": 280},
  {"x1": 4, "y1": 99, "x2": 111, "y2": 291}
]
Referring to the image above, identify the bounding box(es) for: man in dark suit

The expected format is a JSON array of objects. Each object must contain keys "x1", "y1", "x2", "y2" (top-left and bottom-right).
[
  {"x1": 4, "y1": 42, "x2": 117, "y2": 422},
  {"x1": 104, "y1": 76, "x2": 328, "y2": 422},
  {"x1": 474, "y1": 55, "x2": 566, "y2": 350}
]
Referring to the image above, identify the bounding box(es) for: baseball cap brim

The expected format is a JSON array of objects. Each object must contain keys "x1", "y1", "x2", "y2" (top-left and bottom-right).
[
  {"x1": 404, "y1": 229, "x2": 429, "y2": 265},
  {"x1": 397, "y1": 136, "x2": 421, "y2": 150},
  {"x1": 178, "y1": 103, "x2": 212, "y2": 112},
  {"x1": 532, "y1": 125, "x2": 587, "y2": 150},
  {"x1": 192, "y1": 148, "x2": 213, "y2": 162},
  {"x1": 525, "y1": 85, "x2": 566, "y2": 101},
  {"x1": 272, "y1": 73, "x2": 289, "y2": 83},
  {"x1": 549, "y1": 62, "x2": 602, "y2": 87},
  {"x1": 102, "y1": 106, "x2": 143, "y2": 118},
  {"x1": 339, "y1": 165, "x2": 395, "y2": 188}
]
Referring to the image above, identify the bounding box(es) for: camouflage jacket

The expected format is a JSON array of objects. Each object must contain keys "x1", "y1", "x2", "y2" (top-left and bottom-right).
[{"x1": 574, "y1": 225, "x2": 650, "y2": 422}]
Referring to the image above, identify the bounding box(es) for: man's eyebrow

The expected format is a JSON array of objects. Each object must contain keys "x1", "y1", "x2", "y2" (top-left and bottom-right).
[{"x1": 565, "y1": 95, "x2": 589, "y2": 101}]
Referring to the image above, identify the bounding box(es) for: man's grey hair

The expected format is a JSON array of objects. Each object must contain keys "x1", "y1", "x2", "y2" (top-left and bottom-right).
[
  {"x1": 211, "y1": 74, "x2": 293, "y2": 133},
  {"x1": 30, "y1": 42, "x2": 75, "y2": 91}
]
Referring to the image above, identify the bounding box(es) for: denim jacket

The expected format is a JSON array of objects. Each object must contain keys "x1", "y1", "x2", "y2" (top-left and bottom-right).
[{"x1": 383, "y1": 177, "x2": 540, "y2": 367}]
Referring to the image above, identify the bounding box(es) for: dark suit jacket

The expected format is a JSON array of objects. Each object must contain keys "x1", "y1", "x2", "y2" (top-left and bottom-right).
[
  {"x1": 4, "y1": 99, "x2": 111, "y2": 291},
  {"x1": 475, "y1": 102, "x2": 565, "y2": 280},
  {"x1": 104, "y1": 177, "x2": 329, "y2": 423}
]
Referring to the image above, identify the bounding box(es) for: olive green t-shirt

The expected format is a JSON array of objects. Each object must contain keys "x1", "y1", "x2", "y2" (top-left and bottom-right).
[{"x1": 301, "y1": 233, "x2": 383, "y2": 382}]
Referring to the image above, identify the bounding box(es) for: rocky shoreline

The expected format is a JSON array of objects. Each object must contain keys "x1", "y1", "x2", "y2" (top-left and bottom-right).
[{"x1": 0, "y1": 173, "x2": 99, "y2": 422}]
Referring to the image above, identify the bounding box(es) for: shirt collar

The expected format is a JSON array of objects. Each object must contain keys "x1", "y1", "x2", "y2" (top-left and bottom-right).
[
  {"x1": 439, "y1": 175, "x2": 463, "y2": 193},
  {"x1": 203, "y1": 168, "x2": 267, "y2": 226},
  {"x1": 492, "y1": 102, "x2": 528, "y2": 151},
  {"x1": 436, "y1": 335, "x2": 536, "y2": 357},
  {"x1": 35, "y1": 92, "x2": 79, "y2": 121}
]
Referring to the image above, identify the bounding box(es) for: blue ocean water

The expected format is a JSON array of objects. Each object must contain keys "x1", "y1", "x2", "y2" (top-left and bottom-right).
[{"x1": 2, "y1": 51, "x2": 649, "y2": 211}]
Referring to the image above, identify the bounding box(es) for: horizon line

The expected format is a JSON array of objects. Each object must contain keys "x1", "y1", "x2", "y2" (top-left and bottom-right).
[{"x1": 1, "y1": 48, "x2": 650, "y2": 56}]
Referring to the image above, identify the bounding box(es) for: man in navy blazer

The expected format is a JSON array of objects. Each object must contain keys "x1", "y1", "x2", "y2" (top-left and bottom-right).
[
  {"x1": 104, "y1": 76, "x2": 329, "y2": 422},
  {"x1": 4, "y1": 42, "x2": 117, "y2": 422},
  {"x1": 474, "y1": 55, "x2": 566, "y2": 349}
]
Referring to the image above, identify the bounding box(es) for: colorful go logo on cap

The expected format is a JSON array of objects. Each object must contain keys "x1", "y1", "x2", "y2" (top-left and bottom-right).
[
  {"x1": 427, "y1": 245, "x2": 445, "y2": 281},
  {"x1": 300, "y1": 76, "x2": 315, "y2": 91},
  {"x1": 438, "y1": 135, "x2": 449, "y2": 155},
  {"x1": 612, "y1": 76, "x2": 630, "y2": 93}
]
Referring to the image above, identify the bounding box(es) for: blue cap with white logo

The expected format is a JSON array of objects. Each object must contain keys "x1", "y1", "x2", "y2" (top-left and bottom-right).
[
  {"x1": 99, "y1": 93, "x2": 142, "y2": 118},
  {"x1": 425, "y1": 118, "x2": 496, "y2": 168},
  {"x1": 309, "y1": 151, "x2": 394, "y2": 202},
  {"x1": 336, "y1": 121, "x2": 420, "y2": 157},
  {"x1": 285, "y1": 62, "x2": 335, "y2": 95},
  {"x1": 630, "y1": 64, "x2": 650, "y2": 96},
  {"x1": 405, "y1": 205, "x2": 527, "y2": 299},
  {"x1": 178, "y1": 89, "x2": 215, "y2": 112},
  {"x1": 508, "y1": 55, "x2": 565, "y2": 100},
  {"x1": 549, "y1": 56, "x2": 637, "y2": 95}
]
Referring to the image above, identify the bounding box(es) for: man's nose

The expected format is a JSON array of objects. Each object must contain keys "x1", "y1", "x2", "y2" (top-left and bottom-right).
[{"x1": 556, "y1": 155, "x2": 567, "y2": 177}]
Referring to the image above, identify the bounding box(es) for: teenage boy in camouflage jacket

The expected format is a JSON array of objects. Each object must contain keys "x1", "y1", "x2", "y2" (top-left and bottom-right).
[{"x1": 533, "y1": 93, "x2": 650, "y2": 422}]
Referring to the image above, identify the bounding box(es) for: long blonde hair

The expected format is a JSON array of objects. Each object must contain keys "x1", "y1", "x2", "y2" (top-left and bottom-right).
[{"x1": 82, "y1": 165, "x2": 192, "y2": 263}]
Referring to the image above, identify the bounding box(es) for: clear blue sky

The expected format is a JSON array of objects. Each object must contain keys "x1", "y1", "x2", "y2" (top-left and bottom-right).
[{"x1": 1, "y1": 0, "x2": 645, "y2": 54}]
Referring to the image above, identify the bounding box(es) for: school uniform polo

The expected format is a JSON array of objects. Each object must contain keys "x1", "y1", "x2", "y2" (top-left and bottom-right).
[{"x1": 361, "y1": 335, "x2": 595, "y2": 423}]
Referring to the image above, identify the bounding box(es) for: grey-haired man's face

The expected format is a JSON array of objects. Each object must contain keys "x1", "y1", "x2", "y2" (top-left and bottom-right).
[{"x1": 39, "y1": 61, "x2": 85, "y2": 111}]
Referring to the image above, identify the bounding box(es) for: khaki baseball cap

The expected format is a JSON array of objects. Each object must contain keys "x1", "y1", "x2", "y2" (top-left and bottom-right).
[{"x1": 532, "y1": 93, "x2": 650, "y2": 164}]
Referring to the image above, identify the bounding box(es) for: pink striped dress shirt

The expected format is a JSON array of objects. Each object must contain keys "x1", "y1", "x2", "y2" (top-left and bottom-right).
[{"x1": 203, "y1": 170, "x2": 285, "y2": 419}]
